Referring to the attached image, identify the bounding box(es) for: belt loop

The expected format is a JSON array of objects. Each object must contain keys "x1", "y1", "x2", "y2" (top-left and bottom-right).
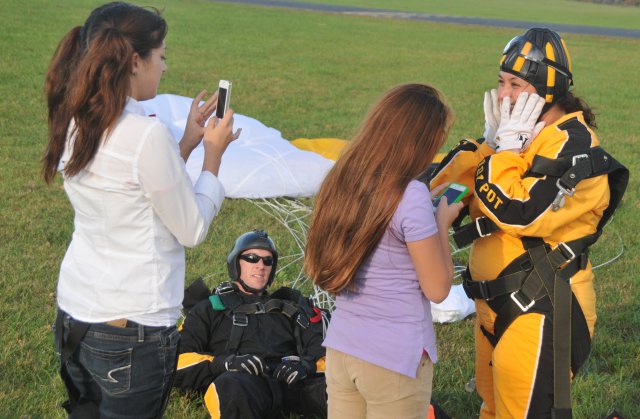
[{"x1": 138, "y1": 323, "x2": 144, "y2": 343}]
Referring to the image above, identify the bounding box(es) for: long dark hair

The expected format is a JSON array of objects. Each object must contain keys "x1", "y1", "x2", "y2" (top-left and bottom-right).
[
  {"x1": 555, "y1": 92, "x2": 597, "y2": 128},
  {"x1": 304, "y1": 84, "x2": 453, "y2": 295},
  {"x1": 42, "y1": 2, "x2": 167, "y2": 183}
]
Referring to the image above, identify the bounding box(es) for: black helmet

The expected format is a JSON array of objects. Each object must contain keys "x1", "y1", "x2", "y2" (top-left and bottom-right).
[
  {"x1": 227, "y1": 230, "x2": 278, "y2": 289},
  {"x1": 500, "y1": 28, "x2": 573, "y2": 110}
]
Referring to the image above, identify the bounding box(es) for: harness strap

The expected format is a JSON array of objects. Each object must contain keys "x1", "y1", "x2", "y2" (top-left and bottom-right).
[
  {"x1": 478, "y1": 242, "x2": 573, "y2": 416},
  {"x1": 552, "y1": 255, "x2": 573, "y2": 416},
  {"x1": 492, "y1": 243, "x2": 549, "y2": 340},
  {"x1": 525, "y1": 240, "x2": 573, "y2": 416},
  {"x1": 479, "y1": 325, "x2": 499, "y2": 347},
  {"x1": 456, "y1": 146, "x2": 628, "y2": 250},
  {"x1": 462, "y1": 267, "x2": 530, "y2": 301},
  {"x1": 294, "y1": 323, "x2": 304, "y2": 357},
  {"x1": 221, "y1": 293, "x2": 311, "y2": 354},
  {"x1": 281, "y1": 301, "x2": 300, "y2": 320},
  {"x1": 452, "y1": 216, "x2": 499, "y2": 248},
  {"x1": 225, "y1": 312, "x2": 248, "y2": 353},
  {"x1": 466, "y1": 236, "x2": 583, "y2": 341},
  {"x1": 527, "y1": 147, "x2": 613, "y2": 179},
  {"x1": 217, "y1": 283, "x2": 243, "y2": 310}
]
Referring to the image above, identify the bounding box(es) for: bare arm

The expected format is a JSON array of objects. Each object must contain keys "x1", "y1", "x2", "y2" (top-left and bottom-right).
[
  {"x1": 179, "y1": 90, "x2": 218, "y2": 161},
  {"x1": 201, "y1": 109, "x2": 241, "y2": 176},
  {"x1": 408, "y1": 196, "x2": 463, "y2": 303}
]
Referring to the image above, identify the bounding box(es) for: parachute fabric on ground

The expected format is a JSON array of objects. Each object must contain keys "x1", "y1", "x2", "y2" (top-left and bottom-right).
[
  {"x1": 140, "y1": 94, "x2": 334, "y2": 198},
  {"x1": 290, "y1": 137, "x2": 349, "y2": 161}
]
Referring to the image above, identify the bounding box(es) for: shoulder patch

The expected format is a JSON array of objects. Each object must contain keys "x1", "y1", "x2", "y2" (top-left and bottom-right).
[{"x1": 209, "y1": 294, "x2": 226, "y2": 311}]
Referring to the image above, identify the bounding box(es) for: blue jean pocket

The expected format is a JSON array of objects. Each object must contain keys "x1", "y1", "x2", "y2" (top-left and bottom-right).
[{"x1": 79, "y1": 342, "x2": 132, "y2": 395}]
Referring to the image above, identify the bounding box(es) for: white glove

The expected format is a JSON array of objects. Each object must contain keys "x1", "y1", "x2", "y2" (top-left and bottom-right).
[
  {"x1": 482, "y1": 89, "x2": 500, "y2": 150},
  {"x1": 495, "y1": 92, "x2": 546, "y2": 152}
]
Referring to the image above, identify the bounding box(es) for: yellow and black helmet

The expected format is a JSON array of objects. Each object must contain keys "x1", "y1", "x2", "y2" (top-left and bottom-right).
[{"x1": 500, "y1": 28, "x2": 573, "y2": 107}]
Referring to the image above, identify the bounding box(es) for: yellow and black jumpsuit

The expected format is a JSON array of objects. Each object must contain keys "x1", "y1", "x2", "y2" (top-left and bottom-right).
[{"x1": 431, "y1": 111, "x2": 609, "y2": 418}]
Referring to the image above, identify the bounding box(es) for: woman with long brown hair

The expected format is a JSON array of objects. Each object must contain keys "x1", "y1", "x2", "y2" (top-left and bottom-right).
[
  {"x1": 43, "y1": 3, "x2": 239, "y2": 417},
  {"x1": 305, "y1": 83, "x2": 463, "y2": 418}
]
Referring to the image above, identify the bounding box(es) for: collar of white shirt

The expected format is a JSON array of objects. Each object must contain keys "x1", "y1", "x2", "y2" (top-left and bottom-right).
[{"x1": 125, "y1": 96, "x2": 146, "y2": 116}]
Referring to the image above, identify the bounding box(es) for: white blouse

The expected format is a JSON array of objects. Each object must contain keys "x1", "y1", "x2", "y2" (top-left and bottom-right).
[{"x1": 57, "y1": 98, "x2": 224, "y2": 326}]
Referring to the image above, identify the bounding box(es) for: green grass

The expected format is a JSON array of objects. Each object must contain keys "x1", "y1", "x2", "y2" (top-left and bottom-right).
[
  {"x1": 0, "y1": 0, "x2": 638, "y2": 417},
  {"x1": 284, "y1": 0, "x2": 640, "y2": 30}
]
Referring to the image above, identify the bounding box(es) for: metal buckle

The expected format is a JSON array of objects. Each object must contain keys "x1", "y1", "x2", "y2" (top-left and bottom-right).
[
  {"x1": 254, "y1": 302, "x2": 266, "y2": 314},
  {"x1": 572, "y1": 153, "x2": 589, "y2": 166},
  {"x1": 552, "y1": 154, "x2": 588, "y2": 212},
  {"x1": 232, "y1": 314, "x2": 248, "y2": 327},
  {"x1": 476, "y1": 281, "x2": 491, "y2": 300},
  {"x1": 551, "y1": 179, "x2": 574, "y2": 211},
  {"x1": 476, "y1": 218, "x2": 491, "y2": 238},
  {"x1": 555, "y1": 179, "x2": 575, "y2": 198},
  {"x1": 296, "y1": 313, "x2": 310, "y2": 329},
  {"x1": 510, "y1": 291, "x2": 535, "y2": 312},
  {"x1": 217, "y1": 281, "x2": 235, "y2": 295},
  {"x1": 556, "y1": 242, "x2": 576, "y2": 262}
]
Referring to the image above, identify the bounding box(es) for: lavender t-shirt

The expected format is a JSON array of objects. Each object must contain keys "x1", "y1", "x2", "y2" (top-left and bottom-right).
[{"x1": 323, "y1": 180, "x2": 439, "y2": 378}]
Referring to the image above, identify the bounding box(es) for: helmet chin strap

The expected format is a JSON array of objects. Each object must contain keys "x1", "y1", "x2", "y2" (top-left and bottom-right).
[{"x1": 237, "y1": 279, "x2": 267, "y2": 295}]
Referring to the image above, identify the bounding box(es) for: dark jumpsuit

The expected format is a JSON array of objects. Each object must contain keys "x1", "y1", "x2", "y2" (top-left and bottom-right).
[{"x1": 174, "y1": 284, "x2": 327, "y2": 418}]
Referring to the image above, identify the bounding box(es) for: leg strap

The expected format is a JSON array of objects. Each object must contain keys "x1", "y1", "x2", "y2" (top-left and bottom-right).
[{"x1": 476, "y1": 242, "x2": 574, "y2": 417}]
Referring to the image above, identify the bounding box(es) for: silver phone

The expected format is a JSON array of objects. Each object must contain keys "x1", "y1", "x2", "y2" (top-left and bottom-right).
[{"x1": 216, "y1": 79, "x2": 232, "y2": 119}]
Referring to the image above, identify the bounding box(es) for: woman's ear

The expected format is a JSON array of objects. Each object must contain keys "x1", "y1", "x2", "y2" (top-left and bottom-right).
[
  {"x1": 131, "y1": 52, "x2": 141, "y2": 75},
  {"x1": 129, "y1": 52, "x2": 142, "y2": 99}
]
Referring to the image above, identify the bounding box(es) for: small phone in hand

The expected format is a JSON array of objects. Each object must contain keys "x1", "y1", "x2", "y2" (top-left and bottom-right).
[
  {"x1": 433, "y1": 182, "x2": 468, "y2": 210},
  {"x1": 216, "y1": 80, "x2": 232, "y2": 119}
]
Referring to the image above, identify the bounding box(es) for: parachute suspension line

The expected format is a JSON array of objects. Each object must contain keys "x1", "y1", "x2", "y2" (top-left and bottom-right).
[
  {"x1": 248, "y1": 199, "x2": 624, "y2": 312},
  {"x1": 247, "y1": 198, "x2": 335, "y2": 311},
  {"x1": 250, "y1": 198, "x2": 308, "y2": 284},
  {"x1": 446, "y1": 216, "x2": 625, "y2": 276},
  {"x1": 591, "y1": 217, "x2": 625, "y2": 271},
  {"x1": 450, "y1": 237, "x2": 469, "y2": 280}
]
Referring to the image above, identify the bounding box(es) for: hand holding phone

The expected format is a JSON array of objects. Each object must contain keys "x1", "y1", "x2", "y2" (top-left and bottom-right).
[
  {"x1": 432, "y1": 182, "x2": 468, "y2": 210},
  {"x1": 216, "y1": 80, "x2": 232, "y2": 119}
]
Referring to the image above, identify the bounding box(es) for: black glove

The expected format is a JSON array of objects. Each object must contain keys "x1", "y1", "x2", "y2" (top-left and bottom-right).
[
  {"x1": 224, "y1": 354, "x2": 266, "y2": 376},
  {"x1": 273, "y1": 359, "x2": 309, "y2": 385}
]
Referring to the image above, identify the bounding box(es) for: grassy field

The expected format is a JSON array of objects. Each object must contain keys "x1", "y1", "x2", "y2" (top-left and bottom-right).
[{"x1": 0, "y1": 0, "x2": 638, "y2": 417}]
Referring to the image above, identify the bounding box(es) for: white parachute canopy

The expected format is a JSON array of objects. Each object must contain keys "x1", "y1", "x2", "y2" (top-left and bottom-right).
[
  {"x1": 140, "y1": 94, "x2": 333, "y2": 198},
  {"x1": 141, "y1": 93, "x2": 476, "y2": 323}
]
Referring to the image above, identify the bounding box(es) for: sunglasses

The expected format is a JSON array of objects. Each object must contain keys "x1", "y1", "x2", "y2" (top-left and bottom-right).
[{"x1": 239, "y1": 253, "x2": 274, "y2": 266}]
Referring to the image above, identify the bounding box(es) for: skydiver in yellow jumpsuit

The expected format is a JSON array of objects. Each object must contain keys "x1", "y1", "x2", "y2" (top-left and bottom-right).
[{"x1": 430, "y1": 28, "x2": 628, "y2": 418}]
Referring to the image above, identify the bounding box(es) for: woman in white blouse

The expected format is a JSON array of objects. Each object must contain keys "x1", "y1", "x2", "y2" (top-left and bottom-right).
[{"x1": 42, "y1": 3, "x2": 239, "y2": 417}]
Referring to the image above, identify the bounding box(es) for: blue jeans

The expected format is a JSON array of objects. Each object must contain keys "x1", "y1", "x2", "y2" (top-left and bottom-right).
[{"x1": 55, "y1": 310, "x2": 179, "y2": 419}]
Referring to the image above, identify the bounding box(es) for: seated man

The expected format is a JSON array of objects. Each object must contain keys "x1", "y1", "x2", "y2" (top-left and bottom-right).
[{"x1": 174, "y1": 230, "x2": 327, "y2": 419}]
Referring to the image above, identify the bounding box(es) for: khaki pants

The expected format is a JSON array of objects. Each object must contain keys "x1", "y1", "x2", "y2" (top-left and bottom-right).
[{"x1": 326, "y1": 348, "x2": 433, "y2": 419}]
